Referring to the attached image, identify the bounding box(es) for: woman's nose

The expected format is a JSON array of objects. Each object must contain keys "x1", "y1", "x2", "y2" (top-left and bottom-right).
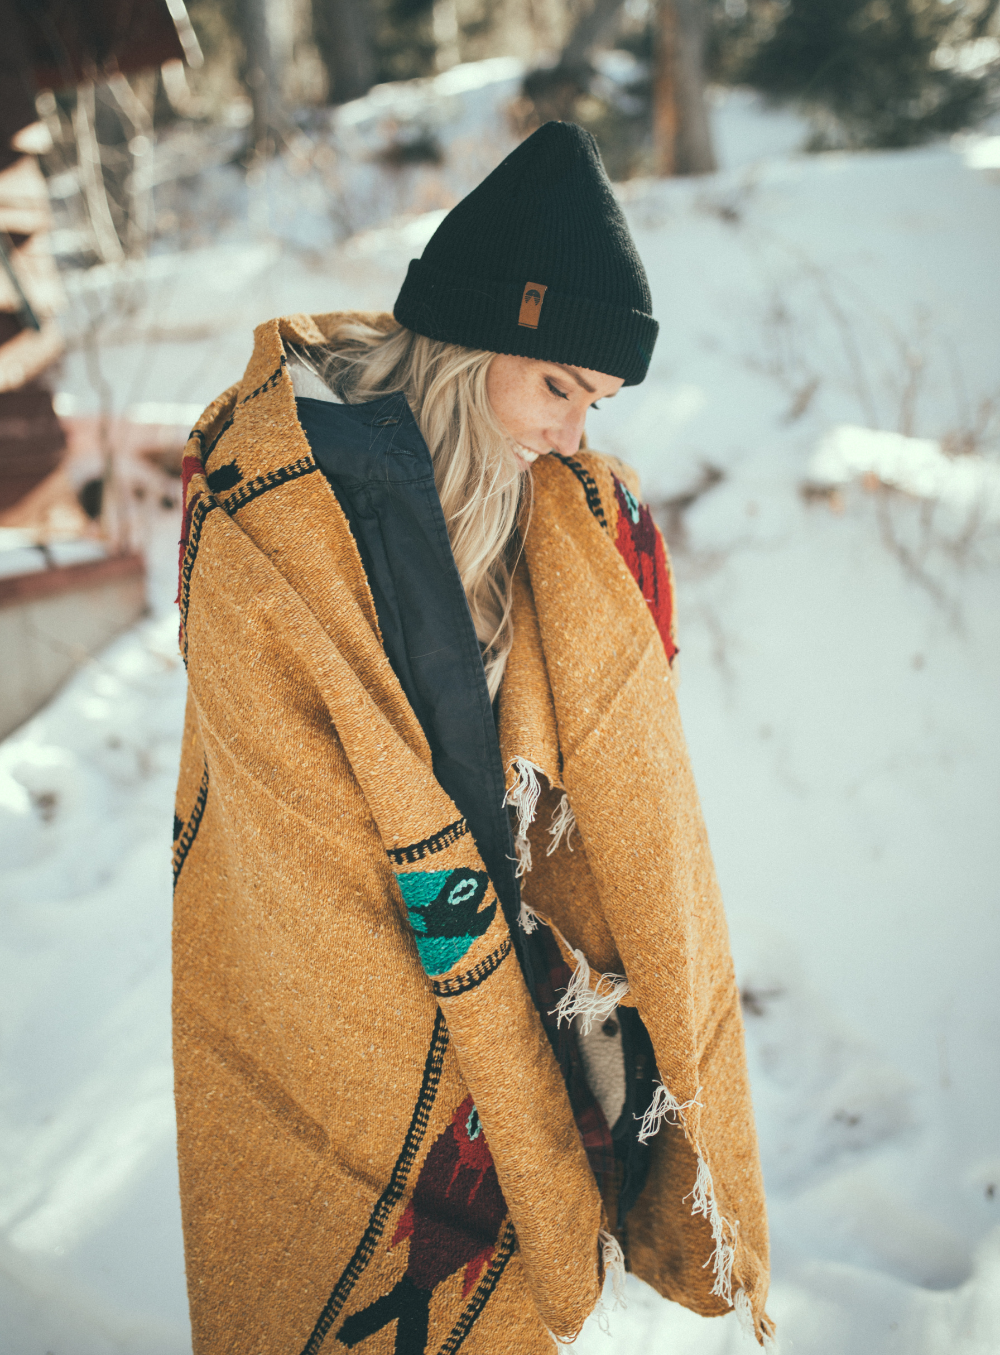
[{"x1": 547, "y1": 410, "x2": 588, "y2": 457}]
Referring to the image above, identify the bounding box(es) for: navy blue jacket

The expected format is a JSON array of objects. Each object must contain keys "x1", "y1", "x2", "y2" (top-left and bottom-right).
[{"x1": 296, "y1": 392, "x2": 653, "y2": 1222}]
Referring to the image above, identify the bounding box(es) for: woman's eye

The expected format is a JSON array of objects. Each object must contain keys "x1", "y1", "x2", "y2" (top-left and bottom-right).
[
  {"x1": 591, "y1": 401, "x2": 601, "y2": 411},
  {"x1": 545, "y1": 378, "x2": 569, "y2": 400}
]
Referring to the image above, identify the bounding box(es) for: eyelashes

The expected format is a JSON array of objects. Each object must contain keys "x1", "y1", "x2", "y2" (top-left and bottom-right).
[{"x1": 545, "y1": 376, "x2": 602, "y2": 410}]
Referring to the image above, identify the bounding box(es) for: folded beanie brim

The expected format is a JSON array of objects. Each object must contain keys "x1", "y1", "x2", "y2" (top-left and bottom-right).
[{"x1": 394, "y1": 257, "x2": 658, "y2": 387}]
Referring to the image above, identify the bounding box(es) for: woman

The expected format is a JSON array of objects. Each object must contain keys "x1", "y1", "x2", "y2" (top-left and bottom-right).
[{"x1": 172, "y1": 121, "x2": 772, "y2": 1354}]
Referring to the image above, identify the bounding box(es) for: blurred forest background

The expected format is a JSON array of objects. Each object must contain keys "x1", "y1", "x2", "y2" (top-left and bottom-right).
[
  {"x1": 5, "y1": 0, "x2": 997, "y2": 556},
  {"x1": 27, "y1": 0, "x2": 1000, "y2": 265}
]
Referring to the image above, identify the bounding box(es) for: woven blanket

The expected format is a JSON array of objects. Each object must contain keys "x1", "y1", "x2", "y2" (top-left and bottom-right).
[{"x1": 172, "y1": 311, "x2": 772, "y2": 1353}]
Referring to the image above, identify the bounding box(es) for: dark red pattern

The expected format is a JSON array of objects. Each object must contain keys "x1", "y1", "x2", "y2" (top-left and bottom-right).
[
  {"x1": 612, "y1": 476, "x2": 677, "y2": 664},
  {"x1": 390, "y1": 1093, "x2": 506, "y2": 1298},
  {"x1": 337, "y1": 1093, "x2": 506, "y2": 1351}
]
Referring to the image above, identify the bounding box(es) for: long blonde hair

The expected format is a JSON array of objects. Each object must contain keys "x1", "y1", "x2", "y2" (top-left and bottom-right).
[{"x1": 294, "y1": 320, "x2": 527, "y2": 699}]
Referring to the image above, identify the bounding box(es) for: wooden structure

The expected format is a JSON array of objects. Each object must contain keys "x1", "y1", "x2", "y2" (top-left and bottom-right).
[{"x1": 0, "y1": 551, "x2": 146, "y2": 739}]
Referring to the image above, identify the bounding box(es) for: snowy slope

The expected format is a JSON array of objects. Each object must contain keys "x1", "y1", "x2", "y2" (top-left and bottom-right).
[{"x1": 2, "y1": 90, "x2": 999, "y2": 1353}]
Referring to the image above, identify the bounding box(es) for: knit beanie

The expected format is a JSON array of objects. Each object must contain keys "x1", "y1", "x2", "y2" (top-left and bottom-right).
[{"x1": 393, "y1": 121, "x2": 658, "y2": 386}]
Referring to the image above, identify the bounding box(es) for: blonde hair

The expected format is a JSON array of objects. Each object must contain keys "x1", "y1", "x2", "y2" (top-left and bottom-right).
[{"x1": 294, "y1": 320, "x2": 528, "y2": 699}]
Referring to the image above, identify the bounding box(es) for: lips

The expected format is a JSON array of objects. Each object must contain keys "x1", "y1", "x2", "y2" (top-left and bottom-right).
[{"x1": 513, "y1": 443, "x2": 541, "y2": 465}]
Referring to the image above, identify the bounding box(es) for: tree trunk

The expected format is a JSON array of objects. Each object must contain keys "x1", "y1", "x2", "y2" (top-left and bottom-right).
[
  {"x1": 971, "y1": 0, "x2": 1000, "y2": 36},
  {"x1": 313, "y1": 0, "x2": 375, "y2": 106},
  {"x1": 236, "y1": 0, "x2": 281, "y2": 155},
  {"x1": 433, "y1": 0, "x2": 461, "y2": 72},
  {"x1": 560, "y1": 0, "x2": 627, "y2": 70},
  {"x1": 653, "y1": 0, "x2": 716, "y2": 176}
]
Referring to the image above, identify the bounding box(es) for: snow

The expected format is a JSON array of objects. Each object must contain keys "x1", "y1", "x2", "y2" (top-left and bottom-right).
[
  {"x1": 3, "y1": 76, "x2": 1000, "y2": 1354},
  {"x1": 0, "y1": 602, "x2": 189, "y2": 1353},
  {"x1": 809, "y1": 425, "x2": 1000, "y2": 524},
  {"x1": 960, "y1": 132, "x2": 1000, "y2": 171}
]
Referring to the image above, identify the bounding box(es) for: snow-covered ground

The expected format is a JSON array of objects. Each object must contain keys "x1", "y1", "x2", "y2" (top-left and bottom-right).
[{"x1": 3, "y1": 83, "x2": 1000, "y2": 1354}]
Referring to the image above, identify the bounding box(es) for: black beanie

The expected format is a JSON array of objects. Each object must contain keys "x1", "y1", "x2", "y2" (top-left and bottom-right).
[{"x1": 393, "y1": 121, "x2": 658, "y2": 386}]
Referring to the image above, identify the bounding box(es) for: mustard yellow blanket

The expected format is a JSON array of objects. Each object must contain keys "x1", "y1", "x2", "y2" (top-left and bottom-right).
[{"x1": 172, "y1": 312, "x2": 772, "y2": 1353}]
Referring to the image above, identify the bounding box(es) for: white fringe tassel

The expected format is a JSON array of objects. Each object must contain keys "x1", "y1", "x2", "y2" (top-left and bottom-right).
[
  {"x1": 518, "y1": 898, "x2": 542, "y2": 935},
  {"x1": 636, "y1": 1082, "x2": 743, "y2": 1314},
  {"x1": 550, "y1": 947, "x2": 630, "y2": 1035},
  {"x1": 546, "y1": 793, "x2": 577, "y2": 855},
  {"x1": 599, "y1": 1227, "x2": 627, "y2": 1310},
  {"x1": 689, "y1": 1155, "x2": 738, "y2": 1306},
  {"x1": 635, "y1": 1081, "x2": 703, "y2": 1144},
  {"x1": 734, "y1": 1288, "x2": 756, "y2": 1342},
  {"x1": 504, "y1": 758, "x2": 543, "y2": 879},
  {"x1": 512, "y1": 834, "x2": 532, "y2": 878},
  {"x1": 548, "y1": 1329, "x2": 580, "y2": 1347},
  {"x1": 734, "y1": 1287, "x2": 777, "y2": 1350}
]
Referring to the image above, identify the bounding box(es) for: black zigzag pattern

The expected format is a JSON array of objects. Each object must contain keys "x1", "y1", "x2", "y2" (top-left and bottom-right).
[
  {"x1": 437, "y1": 1219, "x2": 518, "y2": 1355},
  {"x1": 386, "y1": 818, "x2": 469, "y2": 866},
  {"x1": 240, "y1": 354, "x2": 287, "y2": 405},
  {"x1": 205, "y1": 417, "x2": 234, "y2": 461},
  {"x1": 553, "y1": 452, "x2": 609, "y2": 532},
  {"x1": 432, "y1": 939, "x2": 512, "y2": 998},
  {"x1": 173, "y1": 759, "x2": 209, "y2": 888},
  {"x1": 221, "y1": 457, "x2": 318, "y2": 514},
  {"x1": 201, "y1": 358, "x2": 285, "y2": 469},
  {"x1": 178, "y1": 458, "x2": 316, "y2": 665},
  {"x1": 299, "y1": 1009, "x2": 450, "y2": 1355},
  {"x1": 179, "y1": 497, "x2": 217, "y2": 661}
]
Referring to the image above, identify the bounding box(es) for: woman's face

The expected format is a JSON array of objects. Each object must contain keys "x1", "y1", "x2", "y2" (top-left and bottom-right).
[{"x1": 486, "y1": 353, "x2": 624, "y2": 473}]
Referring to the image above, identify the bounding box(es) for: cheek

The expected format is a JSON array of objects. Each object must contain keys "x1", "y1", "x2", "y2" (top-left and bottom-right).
[
  {"x1": 513, "y1": 396, "x2": 551, "y2": 436},
  {"x1": 489, "y1": 379, "x2": 547, "y2": 439},
  {"x1": 486, "y1": 372, "x2": 518, "y2": 433}
]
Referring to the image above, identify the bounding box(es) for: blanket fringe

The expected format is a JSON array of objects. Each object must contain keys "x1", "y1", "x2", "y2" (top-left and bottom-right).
[
  {"x1": 504, "y1": 760, "x2": 577, "y2": 873},
  {"x1": 734, "y1": 1287, "x2": 777, "y2": 1350},
  {"x1": 635, "y1": 1081, "x2": 703, "y2": 1143},
  {"x1": 512, "y1": 835, "x2": 532, "y2": 878},
  {"x1": 734, "y1": 1288, "x2": 756, "y2": 1342},
  {"x1": 506, "y1": 755, "x2": 747, "y2": 1330},
  {"x1": 504, "y1": 758, "x2": 543, "y2": 878},
  {"x1": 598, "y1": 1228, "x2": 627, "y2": 1310},
  {"x1": 689, "y1": 1154, "x2": 737, "y2": 1306},
  {"x1": 550, "y1": 946, "x2": 629, "y2": 1035},
  {"x1": 637, "y1": 1081, "x2": 740, "y2": 1311},
  {"x1": 518, "y1": 898, "x2": 542, "y2": 934},
  {"x1": 546, "y1": 792, "x2": 577, "y2": 855}
]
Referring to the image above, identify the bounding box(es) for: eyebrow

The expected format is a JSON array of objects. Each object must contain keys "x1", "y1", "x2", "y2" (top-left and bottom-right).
[{"x1": 552, "y1": 363, "x2": 597, "y2": 394}]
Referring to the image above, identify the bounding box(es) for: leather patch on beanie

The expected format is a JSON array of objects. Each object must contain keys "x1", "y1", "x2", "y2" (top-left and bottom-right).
[{"x1": 518, "y1": 282, "x2": 547, "y2": 328}]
